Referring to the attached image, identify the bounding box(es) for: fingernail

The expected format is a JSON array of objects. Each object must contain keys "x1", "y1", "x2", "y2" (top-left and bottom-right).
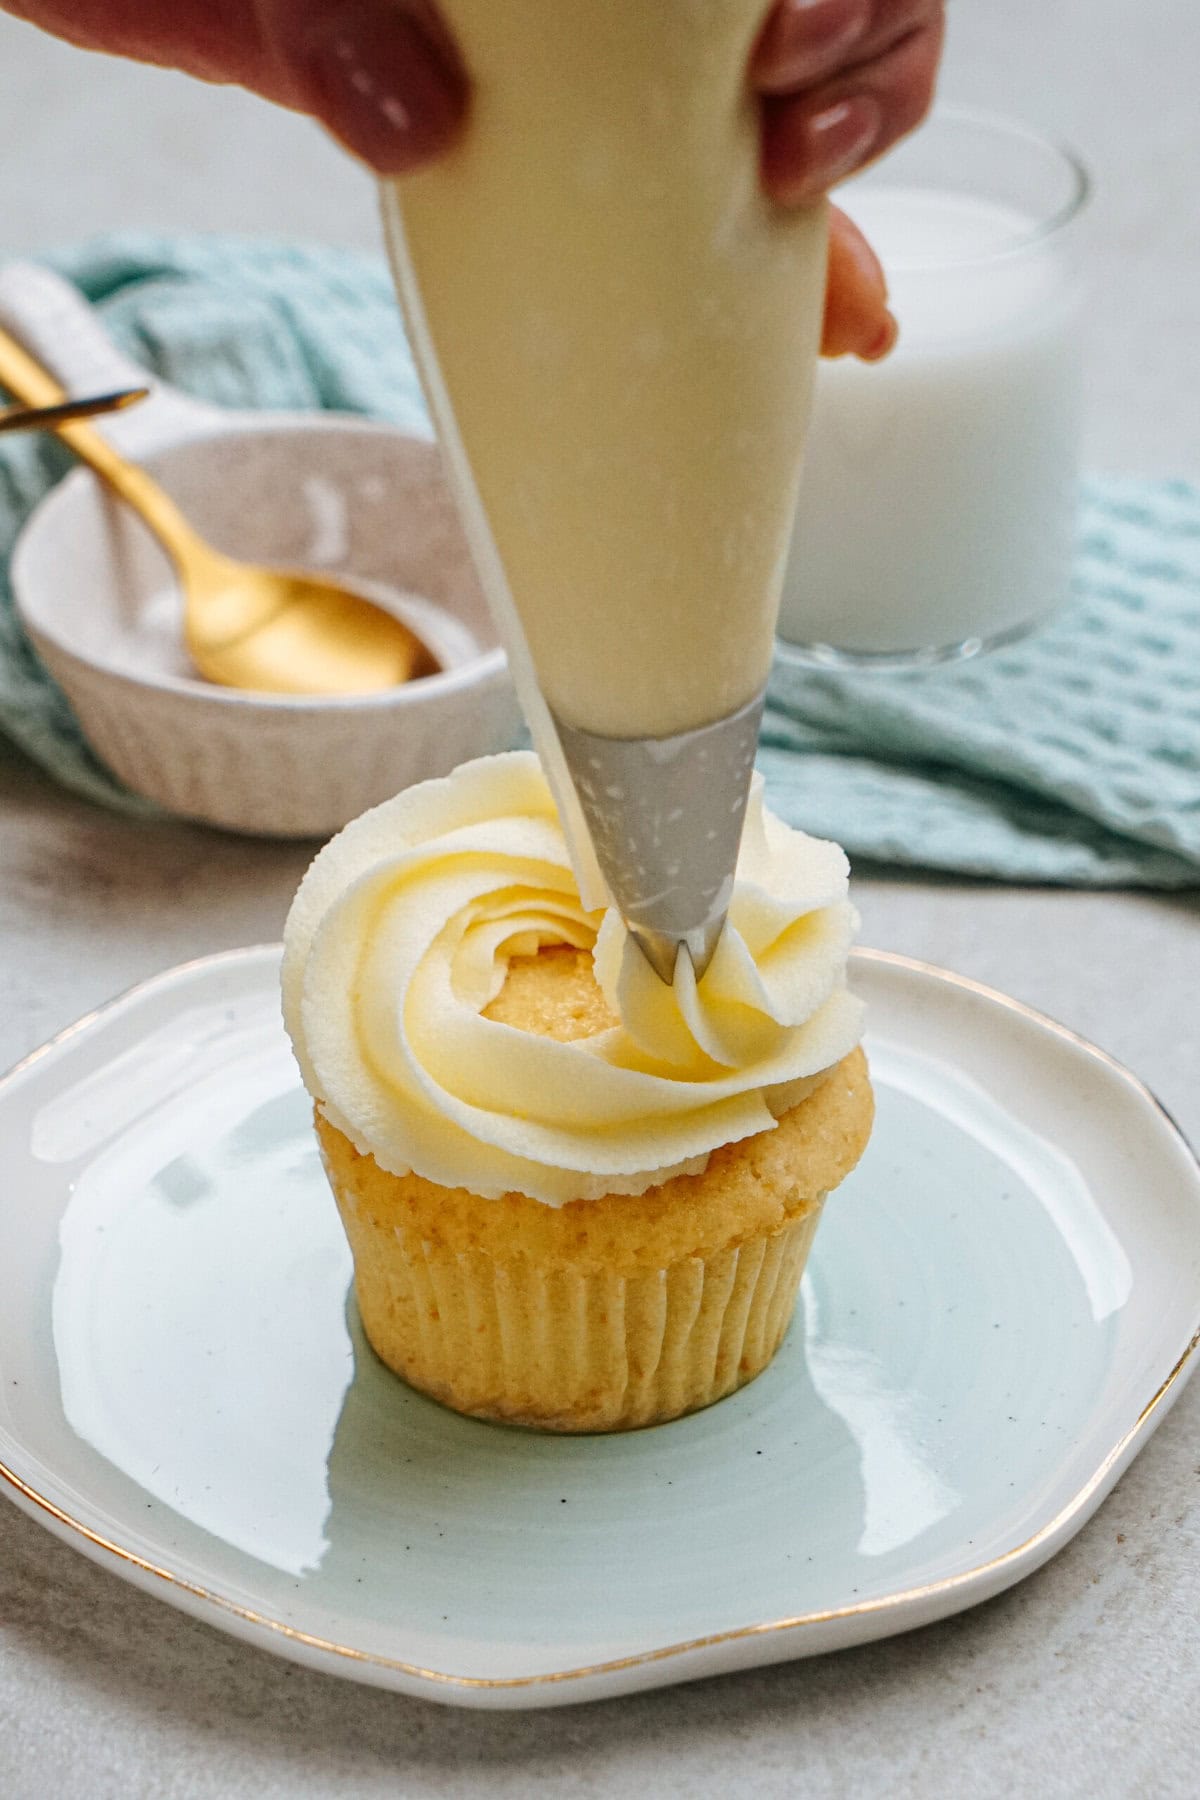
[
  {"x1": 858, "y1": 311, "x2": 899, "y2": 361},
  {"x1": 801, "y1": 94, "x2": 882, "y2": 192},
  {"x1": 303, "y1": 5, "x2": 466, "y2": 174},
  {"x1": 753, "y1": 0, "x2": 873, "y2": 91}
]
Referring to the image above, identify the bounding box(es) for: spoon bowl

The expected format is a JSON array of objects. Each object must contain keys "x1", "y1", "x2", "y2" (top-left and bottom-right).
[{"x1": 180, "y1": 553, "x2": 440, "y2": 696}]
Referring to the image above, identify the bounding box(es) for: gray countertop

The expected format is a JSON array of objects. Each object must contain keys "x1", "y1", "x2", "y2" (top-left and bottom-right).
[{"x1": 1, "y1": 2, "x2": 1198, "y2": 1794}]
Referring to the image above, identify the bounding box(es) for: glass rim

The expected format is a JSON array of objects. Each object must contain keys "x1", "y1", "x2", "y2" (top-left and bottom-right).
[{"x1": 843, "y1": 101, "x2": 1092, "y2": 272}]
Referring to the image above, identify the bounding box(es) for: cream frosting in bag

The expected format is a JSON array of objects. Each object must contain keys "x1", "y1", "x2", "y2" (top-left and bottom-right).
[{"x1": 282, "y1": 753, "x2": 862, "y2": 1205}]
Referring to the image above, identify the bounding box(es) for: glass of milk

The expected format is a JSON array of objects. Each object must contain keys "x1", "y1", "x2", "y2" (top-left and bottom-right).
[{"x1": 776, "y1": 106, "x2": 1091, "y2": 668}]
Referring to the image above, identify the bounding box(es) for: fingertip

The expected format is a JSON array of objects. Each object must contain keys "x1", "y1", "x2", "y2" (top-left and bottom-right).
[
  {"x1": 299, "y1": 4, "x2": 468, "y2": 175},
  {"x1": 762, "y1": 92, "x2": 882, "y2": 206},
  {"x1": 760, "y1": 22, "x2": 946, "y2": 210},
  {"x1": 856, "y1": 310, "x2": 900, "y2": 362},
  {"x1": 751, "y1": 0, "x2": 873, "y2": 94},
  {"x1": 820, "y1": 207, "x2": 897, "y2": 360}
]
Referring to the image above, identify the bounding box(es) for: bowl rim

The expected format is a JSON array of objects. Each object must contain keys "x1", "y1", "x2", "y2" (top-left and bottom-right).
[{"x1": 11, "y1": 413, "x2": 509, "y2": 716}]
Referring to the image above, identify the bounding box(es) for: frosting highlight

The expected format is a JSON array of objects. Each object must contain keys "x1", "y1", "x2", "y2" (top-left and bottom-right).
[{"x1": 282, "y1": 752, "x2": 863, "y2": 1205}]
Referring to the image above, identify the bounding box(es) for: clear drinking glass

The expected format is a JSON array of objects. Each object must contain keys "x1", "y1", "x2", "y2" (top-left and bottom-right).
[{"x1": 776, "y1": 105, "x2": 1091, "y2": 669}]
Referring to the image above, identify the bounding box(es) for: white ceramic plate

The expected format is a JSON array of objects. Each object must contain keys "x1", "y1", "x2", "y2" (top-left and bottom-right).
[{"x1": 1, "y1": 946, "x2": 1197, "y2": 1709}]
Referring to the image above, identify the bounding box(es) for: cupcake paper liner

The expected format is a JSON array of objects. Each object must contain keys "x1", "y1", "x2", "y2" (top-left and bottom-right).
[{"x1": 330, "y1": 1174, "x2": 825, "y2": 1432}]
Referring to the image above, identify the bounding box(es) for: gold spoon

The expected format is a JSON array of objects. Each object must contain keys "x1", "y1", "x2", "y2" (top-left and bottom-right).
[{"x1": 0, "y1": 325, "x2": 438, "y2": 695}]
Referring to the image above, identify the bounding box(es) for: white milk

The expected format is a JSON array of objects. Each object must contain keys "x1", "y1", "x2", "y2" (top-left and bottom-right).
[{"x1": 778, "y1": 185, "x2": 1085, "y2": 659}]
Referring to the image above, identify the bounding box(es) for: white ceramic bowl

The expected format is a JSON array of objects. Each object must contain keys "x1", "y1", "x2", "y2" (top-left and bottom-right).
[{"x1": 2, "y1": 263, "x2": 521, "y2": 838}]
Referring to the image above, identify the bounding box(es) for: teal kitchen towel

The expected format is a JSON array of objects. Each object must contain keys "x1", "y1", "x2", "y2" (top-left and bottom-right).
[{"x1": 0, "y1": 234, "x2": 1196, "y2": 885}]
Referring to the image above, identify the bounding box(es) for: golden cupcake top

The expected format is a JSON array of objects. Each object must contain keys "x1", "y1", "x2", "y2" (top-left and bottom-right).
[{"x1": 281, "y1": 751, "x2": 864, "y2": 1205}]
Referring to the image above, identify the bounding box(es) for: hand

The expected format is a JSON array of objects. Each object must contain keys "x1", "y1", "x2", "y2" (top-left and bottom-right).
[
  {"x1": 4, "y1": 0, "x2": 944, "y2": 358},
  {"x1": 753, "y1": 0, "x2": 946, "y2": 358}
]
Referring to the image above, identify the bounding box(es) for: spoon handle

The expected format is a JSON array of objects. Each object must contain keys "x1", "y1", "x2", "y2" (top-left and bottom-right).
[{"x1": 0, "y1": 324, "x2": 209, "y2": 573}]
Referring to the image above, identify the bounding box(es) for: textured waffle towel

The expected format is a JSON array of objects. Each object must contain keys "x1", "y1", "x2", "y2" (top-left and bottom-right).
[{"x1": 0, "y1": 234, "x2": 1197, "y2": 886}]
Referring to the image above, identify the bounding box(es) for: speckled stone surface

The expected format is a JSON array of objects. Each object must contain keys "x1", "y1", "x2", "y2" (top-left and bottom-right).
[{"x1": 1, "y1": 3, "x2": 1198, "y2": 1795}]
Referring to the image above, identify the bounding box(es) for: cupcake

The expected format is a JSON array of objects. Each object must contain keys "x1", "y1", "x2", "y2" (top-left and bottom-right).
[{"x1": 282, "y1": 752, "x2": 872, "y2": 1432}]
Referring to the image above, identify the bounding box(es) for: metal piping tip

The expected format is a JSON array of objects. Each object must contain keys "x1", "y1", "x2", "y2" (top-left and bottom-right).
[{"x1": 552, "y1": 689, "x2": 765, "y2": 985}]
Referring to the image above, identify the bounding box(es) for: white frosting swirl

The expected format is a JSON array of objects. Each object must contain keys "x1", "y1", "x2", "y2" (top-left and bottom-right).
[{"x1": 282, "y1": 752, "x2": 863, "y2": 1205}]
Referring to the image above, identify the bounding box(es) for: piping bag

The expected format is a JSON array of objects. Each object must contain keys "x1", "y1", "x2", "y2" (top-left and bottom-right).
[{"x1": 382, "y1": 0, "x2": 828, "y2": 983}]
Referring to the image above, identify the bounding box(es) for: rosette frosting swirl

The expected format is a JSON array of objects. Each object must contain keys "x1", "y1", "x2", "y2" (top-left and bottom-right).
[{"x1": 282, "y1": 752, "x2": 863, "y2": 1205}]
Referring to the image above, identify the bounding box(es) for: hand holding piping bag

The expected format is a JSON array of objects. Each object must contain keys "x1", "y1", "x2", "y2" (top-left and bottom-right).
[{"x1": 3, "y1": 0, "x2": 944, "y2": 359}]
